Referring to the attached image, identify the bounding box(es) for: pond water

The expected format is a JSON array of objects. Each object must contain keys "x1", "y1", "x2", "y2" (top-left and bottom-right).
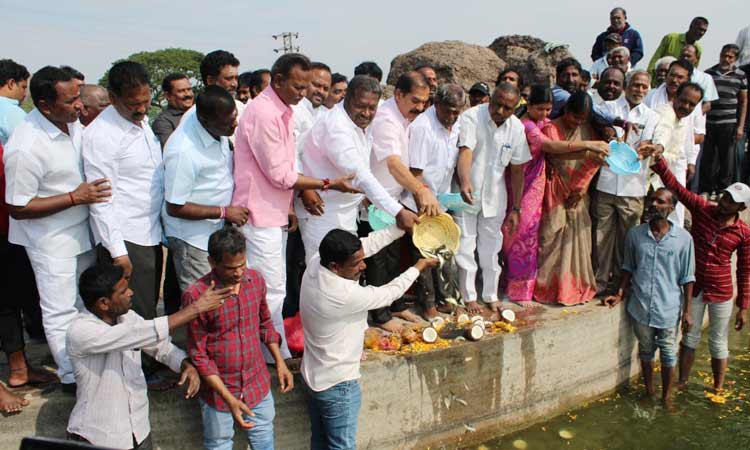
[{"x1": 468, "y1": 321, "x2": 750, "y2": 450}]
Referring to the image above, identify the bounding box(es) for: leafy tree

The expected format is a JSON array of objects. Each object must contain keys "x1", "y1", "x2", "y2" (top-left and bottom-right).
[{"x1": 99, "y1": 48, "x2": 204, "y2": 115}]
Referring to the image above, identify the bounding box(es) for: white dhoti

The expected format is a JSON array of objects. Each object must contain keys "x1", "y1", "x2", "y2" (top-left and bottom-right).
[
  {"x1": 297, "y1": 207, "x2": 358, "y2": 265},
  {"x1": 454, "y1": 210, "x2": 504, "y2": 303}
]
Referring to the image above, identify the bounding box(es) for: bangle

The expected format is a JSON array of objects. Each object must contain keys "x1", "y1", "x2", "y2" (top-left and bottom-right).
[
  {"x1": 322, "y1": 178, "x2": 331, "y2": 191},
  {"x1": 219, "y1": 206, "x2": 226, "y2": 219},
  {"x1": 68, "y1": 192, "x2": 76, "y2": 206}
]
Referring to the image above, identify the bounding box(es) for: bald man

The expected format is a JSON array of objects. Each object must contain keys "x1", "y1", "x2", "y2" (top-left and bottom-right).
[{"x1": 79, "y1": 84, "x2": 110, "y2": 127}]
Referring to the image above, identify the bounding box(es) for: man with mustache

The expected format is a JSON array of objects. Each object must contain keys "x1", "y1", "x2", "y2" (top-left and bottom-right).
[
  {"x1": 604, "y1": 187, "x2": 695, "y2": 407},
  {"x1": 296, "y1": 75, "x2": 419, "y2": 272},
  {"x1": 647, "y1": 16, "x2": 710, "y2": 78},
  {"x1": 680, "y1": 44, "x2": 718, "y2": 114},
  {"x1": 232, "y1": 53, "x2": 359, "y2": 364},
  {"x1": 5, "y1": 65, "x2": 108, "y2": 395},
  {"x1": 366, "y1": 71, "x2": 438, "y2": 330},
  {"x1": 83, "y1": 61, "x2": 169, "y2": 389},
  {"x1": 645, "y1": 61, "x2": 705, "y2": 226},
  {"x1": 647, "y1": 136, "x2": 750, "y2": 395},
  {"x1": 152, "y1": 73, "x2": 194, "y2": 148},
  {"x1": 184, "y1": 227, "x2": 294, "y2": 450},
  {"x1": 595, "y1": 70, "x2": 660, "y2": 295},
  {"x1": 300, "y1": 226, "x2": 438, "y2": 450},
  {"x1": 591, "y1": 67, "x2": 625, "y2": 104},
  {"x1": 700, "y1": 44, "x2": 748, "y2": 198}
]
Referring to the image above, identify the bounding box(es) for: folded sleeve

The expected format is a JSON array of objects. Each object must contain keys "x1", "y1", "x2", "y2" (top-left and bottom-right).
[
  {"x1": 457, "y1": 109, "x2": 478, "y2": 150},
  {"x1": 3, "y1": 143, "x2": 42, "y2": 206},
  {"x1": 164, "y1": 144, "x2": 197, "y2": 205},
  {"x1": 67, "y1": 313, "x2": 171, "y2": 357}
]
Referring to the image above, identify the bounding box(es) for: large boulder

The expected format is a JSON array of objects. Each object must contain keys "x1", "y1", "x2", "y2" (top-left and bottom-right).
[
  {"x1": 386, "y1": 41, "x2": 506, "y2": 91},
  {"x1": 488, "y1": 35, "x2": 575, "y2": 85}
]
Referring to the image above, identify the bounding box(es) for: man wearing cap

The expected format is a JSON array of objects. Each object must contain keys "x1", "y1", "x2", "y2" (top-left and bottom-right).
[
  {"x1": 591, "y1": 8, "x2": 645, "y2": 67},
  {"x1": 646, "y1": 145, "x2": 750, "y2": 394},
  {"x1": 468, "y1": 82, "x2": 489, "y2": 107},
  {"x1": 591, "y1": 34, "x2": 623, "y2": 80}
]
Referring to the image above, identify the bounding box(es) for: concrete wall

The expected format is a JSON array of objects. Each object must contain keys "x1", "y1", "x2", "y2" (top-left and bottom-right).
[{"x1": 1, "y1": 302, "x2": 639, "y2": 450}]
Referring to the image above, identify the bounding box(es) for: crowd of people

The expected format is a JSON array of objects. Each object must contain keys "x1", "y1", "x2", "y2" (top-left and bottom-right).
[{"x1": 1, "y1": 8, "x2": 750, "y2": 450}]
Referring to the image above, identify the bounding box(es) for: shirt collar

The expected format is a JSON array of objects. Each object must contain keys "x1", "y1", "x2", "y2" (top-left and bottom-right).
[
  {"x1": 106, "y1": 105, "x2": 146, "y2": 134},
  {"x1": 383, "y1": 97, "x2": 410, "y2": 128},
  {"x1": 0, "y1": 96, "x2": 20, "y2": 106},
  {"x1": 264, "y1": 85, "x2": 293, "y2": 116},
  {"x1": 192, "y1": 114, "x2": 220, "y2": 148},
  {"x1": 29, "y1": 108, "x2": 69, "y2": 140},
  {"x1": 646, "y1": 219, "x2": 678, "y2": 240},
  {"x1": 334, "y1": 101, "x2": 367, "y2": 134}
]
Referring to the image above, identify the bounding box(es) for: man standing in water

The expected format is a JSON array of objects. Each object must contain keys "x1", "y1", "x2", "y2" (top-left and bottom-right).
[{"x1": 604, "y1": 188, "x2": 695, "y2": 406}]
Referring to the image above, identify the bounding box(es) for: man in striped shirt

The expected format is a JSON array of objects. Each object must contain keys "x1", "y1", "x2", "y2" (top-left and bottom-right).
[
  {"x1": 700, "y1": 44, "x2": 748, "y2": 197},
  {"x1": 648, "y1": 153, "x2": 750, "y2": 392}
]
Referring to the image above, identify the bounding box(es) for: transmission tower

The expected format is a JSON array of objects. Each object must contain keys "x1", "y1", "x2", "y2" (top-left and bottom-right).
[{"x1": 273, "y1": 32, "x2": 300, "y2": 54}]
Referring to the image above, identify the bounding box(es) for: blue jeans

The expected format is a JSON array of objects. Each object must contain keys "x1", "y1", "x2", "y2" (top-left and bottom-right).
[
  {"x1": 305, "y1": 379, "x2": 361, "y2": 450},
  {"x1": 632, "y1": 321, "x2": 680, "y2": 367},
  {"x1": 199, "y1": 391, "x2": 275, "y2": 450}
]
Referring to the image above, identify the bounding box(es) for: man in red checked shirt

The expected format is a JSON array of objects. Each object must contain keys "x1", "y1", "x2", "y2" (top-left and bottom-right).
[
  {"x1": 643, "y1": 140, "x2": 750, "y2": 392},
  {"x1": 183, "y1": 226, "x2": 293, "y2": 450}
]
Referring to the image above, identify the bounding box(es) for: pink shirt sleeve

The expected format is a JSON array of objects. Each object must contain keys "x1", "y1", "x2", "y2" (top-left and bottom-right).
[{"x1": 249, "y1": 114, "x2": 299, "y2": 190}]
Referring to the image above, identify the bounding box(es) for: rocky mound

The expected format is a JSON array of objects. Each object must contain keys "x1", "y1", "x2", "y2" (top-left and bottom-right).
[
  {"x1": 386, "y1": 41, "x2": 506, "y2": 91},
  {"x1": 488, "y1": 35, "x2": 574, "y2": 85}
]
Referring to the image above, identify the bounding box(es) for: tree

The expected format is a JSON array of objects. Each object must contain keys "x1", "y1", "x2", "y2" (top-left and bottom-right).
[{"x1": 99, "y1": 48, "x2": 204, "y2": 114}]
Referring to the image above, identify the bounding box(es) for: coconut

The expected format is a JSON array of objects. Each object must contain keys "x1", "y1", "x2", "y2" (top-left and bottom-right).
[
  {"x1": 512, "y1": 439, "x2": 528, "y2": 450},
  {"x1": 466, "y1": 323, "x2": 485, "y2": 341},
  {"x1": 558, "y1": 429, "x2": 574, "y2": 440},
  {"x1": 501, "y1": 309, "x2": 516, "y2": 323},
  {"x1": 422, "y1": 326, "x2": 439, "y2": 343},
  {"x1": 430, "y1": 316, "x2": 446, "y2": 330},
  {"x1": 470, "y1": 315, "x2": 484, "y2": 324},
  {"x1": 457, "y1": 313, "x2": 470, "y2": 324}
]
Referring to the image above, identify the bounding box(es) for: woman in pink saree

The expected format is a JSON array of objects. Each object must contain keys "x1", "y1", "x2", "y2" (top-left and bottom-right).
[
  {"x1": 503, "y1": 86, "x2": 553, "y2": 304},
  {"x1": 532, "y1": 91, "x2": 610, "y2": 305}
]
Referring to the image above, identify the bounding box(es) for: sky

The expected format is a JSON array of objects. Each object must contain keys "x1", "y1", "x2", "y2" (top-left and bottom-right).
[{"x1": 1, "y1": 0, "x2": 747, "y2": 84}]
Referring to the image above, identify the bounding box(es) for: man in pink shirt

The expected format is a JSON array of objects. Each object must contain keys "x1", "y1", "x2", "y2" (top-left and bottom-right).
[{"x1": 232, "y1": 53, "x2": 357, "y2": 361}]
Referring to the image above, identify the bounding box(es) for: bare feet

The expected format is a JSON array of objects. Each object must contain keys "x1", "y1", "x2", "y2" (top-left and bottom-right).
[
  {"x1": 1, "y1": 385, "x2": 29, "y2": 415},
  {"x1": 393, "y1": 310, "x2": 426, "y2": 324},
  {"x1": 487, "y1": 302, "x2": 503, "y2": 318},
  {"x1": 377, "y1": 319, "x2": 404, "y2": 334},
  {"x1": 8, "y1": 366, "x2": 58, "y2": 388},
  {"x1": 436, "y1": 303, "x2": 453, "y2": 314},
  {"x1": 516, "y1": 300, "x2": 534, "y2": 309},
  {"x1": 422, "y1": 306, "x2": 440, "y2": 321},
  {"x1": 465, "y1": 301, "x2": 484, "y2": 315}
]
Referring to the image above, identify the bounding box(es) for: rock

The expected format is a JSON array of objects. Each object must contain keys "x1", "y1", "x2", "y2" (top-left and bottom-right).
[
  {"x1": 488, "y1": 35, "x2": 575, "y2": 85},
  {"x1": 386, "y1": 41, "x2": 506, "y2": 91}
]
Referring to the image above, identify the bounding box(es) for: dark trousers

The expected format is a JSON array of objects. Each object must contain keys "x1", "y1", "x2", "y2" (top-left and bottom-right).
[
  {"x1": 283, "y1": 228, "x2": 305, "y2": 318},
  {"x1": 163, "y1": 250, "x2": 181, "y2": 315},
  {"x1": 69, "y1": 432, "x2": 153, "y2": 450},
  {"x1": 700, "y1": 122, "x2": 737, "y2": 194},
  {"x1": 97, "y1": 242, "x2": 163, "y2": 374},
  {"x1": 1, "y1": 237, "x2": 26, "y2": 355}
]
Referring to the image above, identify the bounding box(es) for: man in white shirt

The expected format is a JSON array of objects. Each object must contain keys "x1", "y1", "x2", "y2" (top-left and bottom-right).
[
  {"x1": 164, "y1": 86, "x2": 248, "y2": 291},
  {"x1": 67, "y1": 263, "x2": 231, "y2": 450},
  {"x1": 83, "y1": 61, "x2": 168, "y2": 384},
  {"x1": 367, "y1": 71, "x2": 439, "y2": 329},
  {"x1": 4, "y1": 66, "x2": 109, "y2": 391},
  {"x1": 407, "y1": 83, "x2": 464, "y2": 316},
  {"x1": 300, "y1": 226, "x2": 437, "y2": 450},
  {"x1": 591, "y1": 33, "x2": 622, "y2": 81},
  {"x1": 595, "y1": 70, "x2": 660, "y2": 295},
  {"x1": 293, "y1": 62, "x2": 331, "y2": 169},
  {"x1": 681, "y1": 44, "x2": 719, "y2": 114},
  {"x1": 297, "y1": 75, "x2": 418, "y2": 265},
  {"x1": 200, "y1": 50, "x2": 245, "y2": 122},
  {"x1": 456, "y1": 83, "x2": 531, "y2": 316},
  {"x1": 645, "y1": 59, "x2": 705, "y2": 226},
  {"x1": 590, "y1": 67, "x2": 626, "y2": 106},
  {"x1": 323, "y1": 73, "x2": 347, "y2": 109},
  {"x1": 738, "y1": 25, "x2": 750, "y2": 65}
]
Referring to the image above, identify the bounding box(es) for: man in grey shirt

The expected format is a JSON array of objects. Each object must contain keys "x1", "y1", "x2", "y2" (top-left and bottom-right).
[
  {"x1": 604, "y1": 187, "x2": 695, "y2": 407},
  {"x1": 151, "y1": 73, "x2": 194, "y2": 148}
]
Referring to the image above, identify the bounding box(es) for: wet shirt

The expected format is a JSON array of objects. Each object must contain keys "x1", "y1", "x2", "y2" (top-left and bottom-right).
[{"x1": 623, "y1": 221, "x2": 696, "y2": 329}]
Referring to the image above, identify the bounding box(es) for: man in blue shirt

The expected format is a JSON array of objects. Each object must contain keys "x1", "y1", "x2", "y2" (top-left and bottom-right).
[
  {"x1": 591, "y1": 7, "x2": 645, "y2": 66},
  {"x1": 0, "y1": 59, "x2": 29, "y2": 144},
  {"x1": 604, "y1": 187, "x2": 695, "y2": 406},
  {"x1": 163, "y1": 86, "x2": 249, "y2": 292}
]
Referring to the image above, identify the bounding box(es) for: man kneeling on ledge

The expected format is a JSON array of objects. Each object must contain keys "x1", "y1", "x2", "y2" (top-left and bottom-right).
[
  {"x1": 604, "y1": 187, "x2": 695, "y2": 407},
  {"x1": 300, "y1": 225, "x2": 438, "y2": 449},
  {"x1": 66, "y1": 263, "x2": 233, "y2": 450}
]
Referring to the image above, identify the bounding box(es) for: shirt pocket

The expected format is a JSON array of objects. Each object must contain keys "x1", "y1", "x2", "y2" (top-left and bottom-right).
[{"x1": 494, "y1": 144, "x2": 513, "y2": 169}]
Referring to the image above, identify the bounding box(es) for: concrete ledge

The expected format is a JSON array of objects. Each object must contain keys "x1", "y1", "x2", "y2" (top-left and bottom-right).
[{"x1": 1, "y1": 301, "x2": 638, "y2": 450}]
